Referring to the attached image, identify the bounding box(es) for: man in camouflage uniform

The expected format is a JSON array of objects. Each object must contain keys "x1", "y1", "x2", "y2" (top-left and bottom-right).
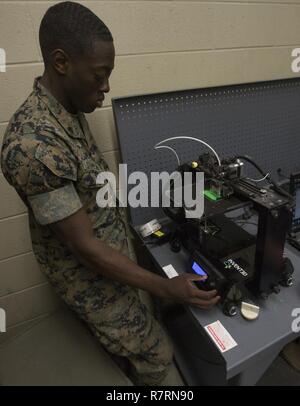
[{"x1": 1, "y1": 2, "x2": 219, "y2": 385}]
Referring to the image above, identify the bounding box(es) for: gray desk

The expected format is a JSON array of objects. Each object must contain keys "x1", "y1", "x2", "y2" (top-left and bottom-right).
[{"x1": 136, "y1": 221, "x2": 300, "y2": 386}]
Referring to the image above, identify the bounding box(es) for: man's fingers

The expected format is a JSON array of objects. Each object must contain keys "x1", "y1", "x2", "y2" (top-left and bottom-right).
[
  {"x1": 188, "y1": 295, "x2": 221, "y2": 309},
  {"x1": 186, "y1": 274, "x2": 208, "y2": 283},
  {"x1": 172, "y1": 274, "x2": 220, "y2": 309},
  {"x1": 208, "y1": 295, "x2": 221, "y2": 306},
  {"x1": 184, "y1": 275, "x2": 219, "y2": 300},
  {"x1": 185, "y1": 275, "x2": 218, "y2": 297},
  {"x1": 192, "y1": 288, "x2": 219, "y2": 300}
]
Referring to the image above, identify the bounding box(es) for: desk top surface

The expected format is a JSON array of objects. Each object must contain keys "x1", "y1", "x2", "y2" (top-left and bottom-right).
[{"x1": 146, "y1": 236, "x2": 300, "y2": 377}]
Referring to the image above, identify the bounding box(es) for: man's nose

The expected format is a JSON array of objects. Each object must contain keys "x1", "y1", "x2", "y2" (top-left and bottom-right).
[{"x1": 99, "y1": 78, "x2": 110, "y2": 93}]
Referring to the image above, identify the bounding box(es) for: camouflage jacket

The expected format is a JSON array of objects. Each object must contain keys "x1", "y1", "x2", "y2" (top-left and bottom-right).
[{"x1": 1, "y1": 77, "x2": 129, "y2": 287}]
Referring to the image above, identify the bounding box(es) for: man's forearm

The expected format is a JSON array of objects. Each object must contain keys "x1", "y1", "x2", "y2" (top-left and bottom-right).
[
  {"x1": 71, "y1": 237, "x2": 169, "y2": 298},
  {"x1": 51, "y1": 211, "x2": 220, "y2": 309}
]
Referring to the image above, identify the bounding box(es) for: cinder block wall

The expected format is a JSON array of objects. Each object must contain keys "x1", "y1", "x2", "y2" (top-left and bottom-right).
[{"x1": 0, "y1": 0, "x2": 300, "y2": 341}]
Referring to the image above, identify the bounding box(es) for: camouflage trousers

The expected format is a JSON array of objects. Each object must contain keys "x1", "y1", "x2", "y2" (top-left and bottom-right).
[{"x1": 39, "y1": 258, "x2": 173, "y2": 386}]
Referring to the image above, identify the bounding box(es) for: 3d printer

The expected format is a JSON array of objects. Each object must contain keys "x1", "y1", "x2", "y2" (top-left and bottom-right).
[{"x1": 164, "y1": 152, "x2": 295, "y2": 316}]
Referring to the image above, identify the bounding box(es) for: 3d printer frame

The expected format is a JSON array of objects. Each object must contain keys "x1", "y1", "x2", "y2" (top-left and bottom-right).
[{"x1": 164, "y1": 153, "x2": 294, "y2": 316}]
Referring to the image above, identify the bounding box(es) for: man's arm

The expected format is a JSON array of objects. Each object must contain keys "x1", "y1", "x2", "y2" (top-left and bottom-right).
[
  {"x1": 3, "y1": 143, "x2": 219, "y2": 306},
  {"x1": 50, "y1": 208, "x2": 220, "y2": 309}
]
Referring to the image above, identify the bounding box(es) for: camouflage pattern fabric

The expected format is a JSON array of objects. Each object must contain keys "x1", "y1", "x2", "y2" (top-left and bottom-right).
[{"x1": 1, "y1": 77, "x2": 173, "y2": 385}]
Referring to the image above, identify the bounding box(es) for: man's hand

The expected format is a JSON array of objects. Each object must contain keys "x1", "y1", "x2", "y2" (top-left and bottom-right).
[{"x1": 162, "y1": 274, "x2": 220, "y2": 309}]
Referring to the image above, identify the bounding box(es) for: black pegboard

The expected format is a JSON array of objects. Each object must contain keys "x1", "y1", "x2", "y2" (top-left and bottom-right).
[{"x1": 112, "y1": 78, "x2": 300, "y2": 226}]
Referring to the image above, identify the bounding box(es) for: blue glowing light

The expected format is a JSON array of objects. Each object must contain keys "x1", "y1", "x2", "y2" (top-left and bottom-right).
[{"x1": 192, "y1": 261, "x2": 207, "y2": 277}]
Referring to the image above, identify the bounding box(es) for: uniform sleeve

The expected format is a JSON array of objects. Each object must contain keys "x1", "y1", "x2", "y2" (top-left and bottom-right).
[
  {"x1": 4, "y1": 142, "x2": 83, "y2": 225},
  {"x1": 26, "y1": 143, "x2": 83, "y2": 225}
]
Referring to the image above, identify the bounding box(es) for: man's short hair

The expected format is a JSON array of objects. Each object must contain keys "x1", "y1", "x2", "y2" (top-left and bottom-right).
[{"x1": 39, "y1": 1, "x2": 113, "y2": 64}]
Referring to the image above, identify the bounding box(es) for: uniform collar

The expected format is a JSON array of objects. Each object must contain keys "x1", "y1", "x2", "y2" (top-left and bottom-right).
[{"x1": 34, "y1": 76, "x2": 86, "y2": 140}]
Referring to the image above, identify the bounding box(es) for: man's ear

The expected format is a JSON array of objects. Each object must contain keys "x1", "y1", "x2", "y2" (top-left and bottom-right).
[{"x1": 50, "y1": 48, "x2": 70, "y2": 75}]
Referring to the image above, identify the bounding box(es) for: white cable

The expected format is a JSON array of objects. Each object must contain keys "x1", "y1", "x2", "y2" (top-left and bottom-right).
[
  {"x1": 246, "y1": 173, "x2": 270, "y2": 183},
  {"x1": 154, "y1": 136, "x2": 221, "y2": 166},
  {"x1": 155, "y1": 145, "x2": 181, "y2": 166}
]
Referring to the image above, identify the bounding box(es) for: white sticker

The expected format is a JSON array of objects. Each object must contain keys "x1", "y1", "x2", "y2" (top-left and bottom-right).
[
  {"x1": 162, "y1": 264, "x2": 179, "y2": 279},
  {"x1": 204, "y1": 320, "x2": 238, "y2": 353}
]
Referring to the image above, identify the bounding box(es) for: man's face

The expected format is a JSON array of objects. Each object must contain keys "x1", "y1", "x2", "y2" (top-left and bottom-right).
[{"x1": 65, "y1": 40, "x2": 115, "y2": 113}]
